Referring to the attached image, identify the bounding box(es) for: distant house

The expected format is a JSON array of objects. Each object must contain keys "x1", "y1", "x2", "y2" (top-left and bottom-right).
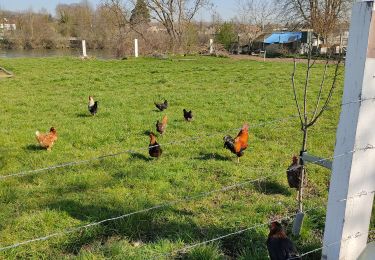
[
  {"x1": 147, "y1": 24, "x2": 167, "y2": 33},
  {"x1": 0, "y1": 18, "x2": 16, "y2": 31}
]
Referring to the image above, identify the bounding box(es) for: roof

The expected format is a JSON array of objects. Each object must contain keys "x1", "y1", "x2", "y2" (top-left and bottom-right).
[{"x1": 264, "y1": 32, "x2": 302, "y2": 44}]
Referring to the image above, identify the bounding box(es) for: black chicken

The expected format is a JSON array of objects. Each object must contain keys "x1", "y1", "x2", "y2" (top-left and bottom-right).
[
  {"x1": 183, "y1": 109, "x2": 193, "y2": 121},
  {"x1": 149, "y1": 132, "x2": 162, "y2": 158},
  {"x1": 286, "y1": 156, "x2": 302, "y2": 189},
  {"x1": 88, "y1": 96, "x2": 98, "y2": 116},
  {"x1": 266, "y1": 221, "x2": 300, "y2": 260},
  {"x1": 155, "y1": 100, "x2": 168, "y2": 111}
]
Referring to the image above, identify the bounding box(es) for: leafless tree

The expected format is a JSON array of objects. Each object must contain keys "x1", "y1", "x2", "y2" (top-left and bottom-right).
[
  {"x1": 6, "y1": 9, "x2": 62, "y2": 49},
  {"x1": 278, "y1": 0, "x2": 353, "y2": 43},
  {"x1": 237, "y1": 0, "x2": 277, "y2": 31},
  {"x1": 145, "y1": 0, "x2": 211, "y2": 50},
  {"x1": 291, "y1": 47, "x2": 342, "y2": 224}
]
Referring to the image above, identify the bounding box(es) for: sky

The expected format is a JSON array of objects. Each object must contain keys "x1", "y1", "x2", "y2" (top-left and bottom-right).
[{"x1": 0, "y1": 0, "x2": 237, "y2": 21}]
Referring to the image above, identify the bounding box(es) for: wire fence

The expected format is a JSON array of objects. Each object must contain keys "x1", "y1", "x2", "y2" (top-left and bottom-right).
[
  {"x1": 150, "y1": 205, "x2": 325, "y2": 260},
  {"x1": 0, "y1": 171, "x2": 284, "y2": 251},
  {"x1": 1, "y1": 98, "x2": 375, "y2": 257},
  {"x1": 289, "y1": 229, "x2": 375, "y2": 259},
  {"x1": 0, "y1": 112, "x2": 302, "y2": 180},
  {"x1": 0, "y1": 146, "x2": 373, "y2": 252}
]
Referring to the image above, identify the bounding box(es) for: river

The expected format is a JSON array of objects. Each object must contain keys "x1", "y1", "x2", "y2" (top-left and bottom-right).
[{"x1": 0, "y1": 49, "x2": 118, "y2": 59}]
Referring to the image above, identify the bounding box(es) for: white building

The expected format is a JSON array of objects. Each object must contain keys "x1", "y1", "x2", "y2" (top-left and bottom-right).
[{"x1": 0, "y1": 18, "x2": 16, "y2": 31}]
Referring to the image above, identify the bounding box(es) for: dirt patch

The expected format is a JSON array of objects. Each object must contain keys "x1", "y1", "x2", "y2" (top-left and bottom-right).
[{"x1": 229, "y1": 54, "x2": 340, "y2": 64}]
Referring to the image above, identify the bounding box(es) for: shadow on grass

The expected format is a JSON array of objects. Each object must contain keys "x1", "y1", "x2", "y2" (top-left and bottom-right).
[
  {"x1": 143, "y1": 130, "x2": 151, "y2": 136},
  {"x1": 254, "y1": 180, "x2": 291, "y2": 196},
  {"x1": 129, "y1": 152, "x2": 152, "y2": 161},
  {"x1": 24, "y1": 144, "x2": 44, "y2": 151},
  {"x1": 45, "y1": 198, "x2": 309, "y2": 259},
  {"x1": 195, "y1": 152, "x2": 232, "y2": 161},
  {"x1": 76, "y1": 113, "x2": 91, "y2": 118},
  {"x1": 46, "y1": 199, "x2": 208, "y2": 254},
  {"x1": 47, "y1": 199, "x2": 124, "y2": 222}
]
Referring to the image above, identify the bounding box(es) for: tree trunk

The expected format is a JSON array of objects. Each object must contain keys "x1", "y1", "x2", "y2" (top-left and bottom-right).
[{"x1": 298, "y1": 127, "x2": 308, "y2": 212}]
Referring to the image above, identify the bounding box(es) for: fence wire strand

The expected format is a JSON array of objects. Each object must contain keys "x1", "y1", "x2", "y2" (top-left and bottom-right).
[
  {"x1": 152, "y1": 205, "x2": 325, "y2": 260},
  {"x1": 288, "y1": 229, "x2": 375, "y2": 259}
]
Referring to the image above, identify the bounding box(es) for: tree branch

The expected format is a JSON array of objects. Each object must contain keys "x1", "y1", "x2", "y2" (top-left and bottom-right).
[
  {"x1": 292, "y1": 58, "x2": 304, "y2": 126},
  {"x1": 307, "y1": 58, "x2": 341, "y2": 127},
  {"x1": 309, "y1": 58, "x2": 329, "y2": 123}
]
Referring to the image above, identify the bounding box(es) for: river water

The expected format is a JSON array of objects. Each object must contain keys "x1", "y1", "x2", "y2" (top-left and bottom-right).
[{"x1": 0, "y1": 49, "x2": 118, "y2": 59}]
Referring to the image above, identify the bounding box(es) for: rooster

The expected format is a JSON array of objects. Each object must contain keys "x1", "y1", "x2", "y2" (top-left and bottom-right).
[
  {"x1": 149, "y1": 132, "x2": 162, "y2": 158},
  {"x1": 286, "y1": 155, "x2": 302, "y2": 189},
  {"x1": 183, "y1": 109, "x2": 193, "y2": 121},
  {"x1": 223, "y1": 124, "x2": 249, "y2": 163},
  {"x1": 88, "y1": 96, "x2": 98, "y2": 116},
  {"x1": 156, "y1": 115, "x2": 168, "y2": 135},
  {"x1": 266, "y1": 221, "x2": 300, "y2": 260},
  {"x1": 155, "y1": 100, "x2": 168, "y2": 111},
  {"x1": 35, "y1": 127, "x2": 58, "y2": 151}
]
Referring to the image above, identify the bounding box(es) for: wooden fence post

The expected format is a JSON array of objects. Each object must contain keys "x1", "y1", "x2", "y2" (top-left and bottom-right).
[{"x1": 322, "y1": 1, "x2": 375, "y2": 259}]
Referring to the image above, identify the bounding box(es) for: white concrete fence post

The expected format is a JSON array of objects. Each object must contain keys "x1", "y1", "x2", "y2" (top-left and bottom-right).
[
  {"x1": 322, "y1": 1, "x2": 375, "y2": 259},
  {"x1": 134, "y1": 39, "x2": 139, "y2": 58},
  {"x1": 82, "y1": 40, "x2": 87, "y2": 58},
  {"x1": 209, "y1": 39, "x2": 214, "y2": 54}
]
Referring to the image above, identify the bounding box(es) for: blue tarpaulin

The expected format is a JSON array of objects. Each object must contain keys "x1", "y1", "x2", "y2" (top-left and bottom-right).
[{"x1": 264, "y1": 32, "x2": 302, "y2": 44}]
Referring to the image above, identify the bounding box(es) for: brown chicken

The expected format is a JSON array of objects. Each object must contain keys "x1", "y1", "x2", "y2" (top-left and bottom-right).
[
  {"x1": 35, "y1": 127, "x2": 58, "y2": 151},
  {"x1": 156, "y1": 115, "x2": 168, "y2": 135},
  {"x1": 266, "y1": 221, "x2": 300, "y2": 260},
  {"x1": 223, "y1": 124, "x2": 249, "y2": 163},
  {"x1": 149, "y1": 132, "x2": 162, "y2": 158},
  {"x1": 286, "y1": 155, "x2": 302, "y2": 189}
]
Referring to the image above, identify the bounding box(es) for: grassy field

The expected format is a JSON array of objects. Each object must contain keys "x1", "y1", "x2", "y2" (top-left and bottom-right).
[{"x1": 0, "y1": 56, "x2": 352, "y2": 259}]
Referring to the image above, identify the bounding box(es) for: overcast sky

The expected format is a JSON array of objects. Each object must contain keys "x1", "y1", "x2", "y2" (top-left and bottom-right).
[{"x1": 0, "y1": 0, "x2": 237, "y2": 21}]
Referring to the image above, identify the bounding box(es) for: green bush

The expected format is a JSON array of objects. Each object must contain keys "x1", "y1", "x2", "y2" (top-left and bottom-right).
[{"x1": 215, "y1": 23, "x2": 236, "y2": 50}]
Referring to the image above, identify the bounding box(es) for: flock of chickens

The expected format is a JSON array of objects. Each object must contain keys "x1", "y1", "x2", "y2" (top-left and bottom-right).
[{"x1": 33, "y1": 96, "x2": 301, "y2": 259}]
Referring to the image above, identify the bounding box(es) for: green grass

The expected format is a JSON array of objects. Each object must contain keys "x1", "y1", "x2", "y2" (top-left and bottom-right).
[{"x1": 0, "y1": 56, "x2": 351, "y2": 259}]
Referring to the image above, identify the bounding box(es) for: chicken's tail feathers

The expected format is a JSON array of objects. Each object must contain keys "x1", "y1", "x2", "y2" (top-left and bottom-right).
[{"x1": 223, "y1": 135, "x2": 235, "y2": 150}]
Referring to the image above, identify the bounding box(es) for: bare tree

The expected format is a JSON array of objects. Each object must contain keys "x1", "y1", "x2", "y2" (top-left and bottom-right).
[
  {"x1": 99, "y1": 0, "x2": 132, "y2": 57},
  {"x1": 291, "y1": 48, "x2": 342, "y2": 226},
  {"x1": 6, "y1": 9, "x2": 61, "y2": 49},
  {"x1": 237, "y1": 0, "x2": 277, "y2": 31},
  {"x1": 278, "y1": 0, "x2": 353, "y2": 43},
  {"x1": 145, "y1": 0, "x2": 210, "y2": 49}
]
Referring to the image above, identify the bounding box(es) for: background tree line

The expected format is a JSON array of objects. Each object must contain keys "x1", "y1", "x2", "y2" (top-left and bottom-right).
[{"x1": 0, "y1": 0, "x2": 353, "y2": 57}]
